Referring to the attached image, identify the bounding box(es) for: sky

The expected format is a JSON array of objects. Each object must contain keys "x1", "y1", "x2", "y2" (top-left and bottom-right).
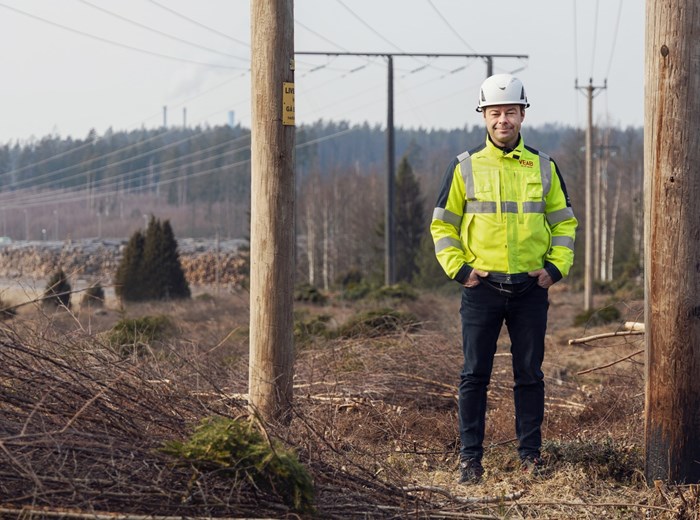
[{"x1": 0, "y1": 0, "x2": 644, "y2": 144}]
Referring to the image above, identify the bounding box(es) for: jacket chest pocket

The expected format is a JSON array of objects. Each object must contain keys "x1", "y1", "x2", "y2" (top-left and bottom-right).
[
  {"x1": 472, "y1": 170, "x2": 499, "y2": 200},
  {"x1": 525, "y1": 181, "x2": 543, "y2": 200}
]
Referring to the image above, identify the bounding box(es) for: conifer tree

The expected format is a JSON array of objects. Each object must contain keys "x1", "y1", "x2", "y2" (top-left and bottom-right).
[
  {"x1": 395, "y1": 155, "x2": 425, "y2": 282},
  {"x1": 114, "y1": 230, "x2": 146, "y2": 301},
  {"x1": 116, "y1": 217, "x2": 190, "y2": 302},
  {"x1": 142, "y1": 216, "x2": 163, "y2": 300},
  {"x1": 160, "y1": 219, "x2": 190, "y2": 299}
]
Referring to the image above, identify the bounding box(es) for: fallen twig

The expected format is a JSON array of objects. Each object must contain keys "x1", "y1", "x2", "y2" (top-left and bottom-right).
[
  {"x1": 402, "y1": 486, "x2": 524, "y2": 504},
  {"x1": 0, "y1": 505, "x2": 254, "y2": 520},
  {"x1": 576, "y1": 349, "x2": 644, "y2": 375},
  {"x1": 568, "y1": 330, "x2": 644, "y2": 345},
  {"x1": 514, "y1": 500, "x2": 677, "y2": 514}
]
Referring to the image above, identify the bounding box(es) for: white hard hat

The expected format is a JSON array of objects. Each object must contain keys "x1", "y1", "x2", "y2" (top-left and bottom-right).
[{"x1": 476, "y1": 74, "x2": 530, "y2": 112}]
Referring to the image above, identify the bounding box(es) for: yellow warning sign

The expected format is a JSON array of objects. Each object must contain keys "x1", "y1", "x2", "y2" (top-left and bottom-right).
[{"x1": 282, "y1": 82, "x2": 295, "y2": 126}]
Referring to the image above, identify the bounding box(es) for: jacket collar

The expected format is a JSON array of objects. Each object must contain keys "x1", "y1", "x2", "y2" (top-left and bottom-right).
[{"x1": 485, "y1": 133, "x2": 525, "y2": 158}]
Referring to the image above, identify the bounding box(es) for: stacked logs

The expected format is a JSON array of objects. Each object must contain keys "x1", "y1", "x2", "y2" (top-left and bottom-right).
[{"x1": 0, "y1": 239, "x2": 248, "y2": 287}]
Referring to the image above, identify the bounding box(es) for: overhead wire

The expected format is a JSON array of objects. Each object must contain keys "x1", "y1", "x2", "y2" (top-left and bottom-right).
[
  {"x1": 590, "y1": 0, "x2": 600, "y2": 79},
  {"x1": 334, "y1": 0, "x2": 403, "y2": 52},
  {"x1": 573, "y1": 0, "x2": 579, "y2": 80},
  {"x1": 295, "y1": 19, "x2": 349, "y2": 52},
  {"x1": 2, "y1": 68, "x2": 251, "y2": 184},
  {"x1": 573, "y1": 0, "x2": 580, "y2": 123},
  {"x1": 3, "y1": 128, "x2": 359, "y2": 209},
  {"x1": 425, "y1": 0, "x2": 477, "y2": 53},
  {"x1": 2, "y1": 144, "x2": 251, "y2": 209},
  {"x1": 0, "y1": 3, "x2": 420, "y2": 203},
  {"x1": 3, "y1": 131, "x2": 251, "y2": 193},
  {"x1": 2, "y1": 118, "x2": 233, "y2": 187},
  {"x1": 0, "y1": 2, "x2": 244, "y2": 70},
  {"x1": 3, "y1": 157, "x2": 252, "y2": 210},
  {"x1": 604, "y1": 0, "x2": 624, "y2": 81},
  {"x1": 0, "y1": 0, "x2": 498, "y2": 182},
  {"x1": 394, "y1": 58, "x2": 479, "y2": 126},
  {"x1": 76, "y1": 0, "x2": 249, "y2": 62},
  {"x1": 146, "y1": 0, "x2": 250, "y2": 48}
]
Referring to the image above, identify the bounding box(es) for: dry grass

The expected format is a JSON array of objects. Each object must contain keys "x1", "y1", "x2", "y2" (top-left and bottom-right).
[{"x1": 0, "y1": 284, "x2": 698, "y2": 519}]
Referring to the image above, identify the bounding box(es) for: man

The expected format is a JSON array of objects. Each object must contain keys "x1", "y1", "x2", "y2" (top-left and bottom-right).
[{"x1": 430, "y1": 74, "x2": 577, "y2": 484}]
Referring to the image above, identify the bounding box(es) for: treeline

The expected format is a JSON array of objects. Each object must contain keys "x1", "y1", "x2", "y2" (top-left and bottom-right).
[
  {"x1": 1, "y1": 120, "x2": 617, "y2": 202},
  {"x1": 0, "y1": 120, "x2": 643, "y2": 290}
]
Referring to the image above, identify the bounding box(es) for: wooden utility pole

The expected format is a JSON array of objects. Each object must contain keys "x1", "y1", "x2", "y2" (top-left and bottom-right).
[
  {"x1": 249, "y1": 0, "x2": 295, "y2": 424},
  {"x1": 576, "y1": 79, "x2": 606, "y2": 311},
  {"x1": 644, "y1": 0, "x2": 700, "y2": 483}
]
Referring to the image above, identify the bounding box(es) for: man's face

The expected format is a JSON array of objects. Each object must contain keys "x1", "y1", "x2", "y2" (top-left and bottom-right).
[{"x1": 483, "y1": 104, "x2": 525, "y2": 149}]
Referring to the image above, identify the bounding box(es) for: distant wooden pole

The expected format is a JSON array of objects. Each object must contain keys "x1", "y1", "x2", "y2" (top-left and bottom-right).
[
  {"x1": 644, "y1": 0, "x2": 700, "y2": 483},
  {"x1": 576, "y1": 79, "x2": 605, "y2": 311},
  {"x1": 584, "y1": 82, "x2": 594, "y2": 311},
  {"x1": 385, "y1": 55, "x2": 396, "y2": 286},
  {"x1": 249, "y1": 0, "x2": 295, "y2": 424}
]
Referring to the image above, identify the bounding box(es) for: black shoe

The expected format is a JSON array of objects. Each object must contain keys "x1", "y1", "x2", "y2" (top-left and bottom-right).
[
  {"x1": 459, "y1": 458, "x2": 484, "y2": 484},
  {"x1": 520, "y1": 455, "x2": 544, "y2": 477}
]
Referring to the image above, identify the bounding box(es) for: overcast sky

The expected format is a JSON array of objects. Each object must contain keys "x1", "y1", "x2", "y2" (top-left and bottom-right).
[{"x1": 0, "y1": 0, "x2": 643, "y2": 144}]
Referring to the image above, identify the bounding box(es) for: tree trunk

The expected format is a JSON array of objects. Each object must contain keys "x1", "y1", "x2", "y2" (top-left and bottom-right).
[
  {"x1": 305, "y1": 202, "x2": 316, "y2": 286},
  {"x1": 249, "y1": 0, "x2": 295, "y2": 424},
  {"x1": 594, "y1": 152, "x2": 601, "y2": 281},
  {"x1": 322, "y1": 203, "x2": 331, "y2": 291},
  {"x1": 644, "y1": 0, "x2": 700, "y2": 483},
  {"x1": 607, "y1": 169, "x2": 622, "y2": 282},
  {"x1": 600, "y1": 154, "x2": 608, "y2": 281}
]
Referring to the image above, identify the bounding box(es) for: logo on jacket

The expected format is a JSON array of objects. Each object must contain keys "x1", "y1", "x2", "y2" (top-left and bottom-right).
[{"x1": 519, "y1": 159, "x2": 534, "y2": 167}]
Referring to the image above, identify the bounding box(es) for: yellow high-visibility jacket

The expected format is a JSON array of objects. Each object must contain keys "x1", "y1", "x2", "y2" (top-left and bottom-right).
[{"x1": 430, "y1": 135, "x2": 577, "y2": 285}]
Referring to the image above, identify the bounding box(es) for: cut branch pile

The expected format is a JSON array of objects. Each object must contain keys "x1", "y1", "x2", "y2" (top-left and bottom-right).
[
  {"x1": 0, "y1": 326, "x2": 262, "y2": 517},
  {"x1": 0, "y1": 323, "x2": 423, "y2": 518}
]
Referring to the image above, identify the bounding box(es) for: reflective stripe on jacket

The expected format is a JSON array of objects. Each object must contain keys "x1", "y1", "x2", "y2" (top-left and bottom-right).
[{"x1": 430, "y1": 135, "x2": 577, "y2": 285}]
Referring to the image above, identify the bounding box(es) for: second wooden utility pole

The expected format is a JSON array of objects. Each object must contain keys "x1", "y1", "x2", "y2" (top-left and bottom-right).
[
  {"x1": 249, "y1": 0, "x2": 295, "y2": 424},
  {"x1": 576, "y1": 78, "x2": 606, "y2": 311},
  {"x1": 644, "y1": 0, "x2": 700, "y2": 483}
]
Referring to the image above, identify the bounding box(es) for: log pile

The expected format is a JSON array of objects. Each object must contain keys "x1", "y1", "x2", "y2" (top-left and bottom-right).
[{"x1": 0, "y1": 239, "x2": 248, "y2": 286}]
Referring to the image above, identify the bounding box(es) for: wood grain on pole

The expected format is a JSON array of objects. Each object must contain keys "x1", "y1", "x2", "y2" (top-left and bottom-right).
[
  {"x1": 249, "y1": 0, "x2": 295, "y2": 423},
  {"x1": 644, "y1": 0, "x2": 700, "y2": 483}
]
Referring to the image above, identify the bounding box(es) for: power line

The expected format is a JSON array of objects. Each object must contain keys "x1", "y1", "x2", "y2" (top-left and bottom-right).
[
  {"x1": 604, "y1": 0, "x2": 624, "y2": 81},
  {"x1": 2, "y1": 128, "x2": 196, "y2": 187},
  {"x1": 334, "y1": 0, "x2": 404, "y2": 52},
  {"x1": 147, "y1": 0, "x2": 250, "y2": 48},
  {"x1": 295, "y1": 19, "x2": 349, "y2": 52},
  {"x1": 0, "y1": 2, "x2": 244, "y2": 70},
  {"x1": 425, "y1": 0, "x2": 477, "y2": 53},
  {"x1": 4, "y1": 132, "x2": 251, "y2": 194},
  {"x1": 573, "y1": 0, "x2": 579, "y2": 78},
  {"x1": 2, "y1": 142, "x2": 250, "y2": 208},
  {"x1": 0, "y1": 74, "x2": 249, "y2": 187},
  {"x1": 3, "y1": 128, "x2": 359, "y2": 209},
  {"x1": 573, "y1": 0, "x2": 580, "y2": 122},
  {"x1": 77, "y1": 0, "x2": 249, "y2": 62},
  {"x1": 590, "y1": 0, "x2": 600, "y2": 78}
]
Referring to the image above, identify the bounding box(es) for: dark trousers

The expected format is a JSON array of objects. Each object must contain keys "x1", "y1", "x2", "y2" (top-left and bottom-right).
[{"x1": 458, "y1": 280, "x2": 549, "y2": 461}]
